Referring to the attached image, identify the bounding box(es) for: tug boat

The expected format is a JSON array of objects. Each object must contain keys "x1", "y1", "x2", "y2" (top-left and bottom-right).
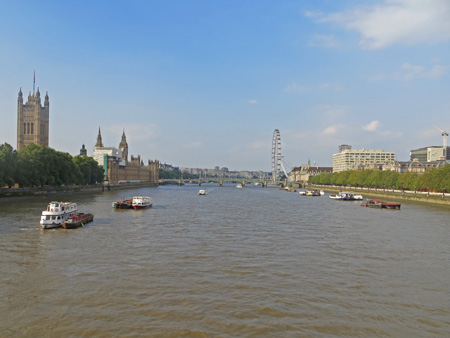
[
  {"x1": 61, "y1": 213, "x2": 94, "y2": 229},
  {"x1": 132, "y1": 196, "x2": 152, "y2": 209},
  {"x1": 112, "y1": 198, "x2": 133, "y2": 209},
  {"x1": 361, "y1": 199, "x2": 401, "y2": 210},
  {"x1": 40, "y1": 201, "x2": 78, "y2": 229}
]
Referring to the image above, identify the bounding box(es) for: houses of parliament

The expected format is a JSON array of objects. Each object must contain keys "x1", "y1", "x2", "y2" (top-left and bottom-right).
[
  {"x1": 16, "y1": 87, "x2": 49, "y2": 151},
  {"x1": 16, "y1": 80, "x2": 159, "y2": 185}
]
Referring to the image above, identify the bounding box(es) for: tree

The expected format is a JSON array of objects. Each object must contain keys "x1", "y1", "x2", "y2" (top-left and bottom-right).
[
  {"x1": 73, "y1": 155, "x2": 104, "y2": 184},
  {"x1": 0, "y1": 143, "x2": 17, "y2": 187},
  {"x1": 14, "y1": 144, "x2": 102, "y2": 187}
]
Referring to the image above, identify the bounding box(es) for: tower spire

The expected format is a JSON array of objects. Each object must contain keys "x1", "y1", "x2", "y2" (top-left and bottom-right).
[
  {"x1": 33, "y1": 70, "x2": 35, "y2": 93},
  {"x1": 95, "y1": 126, "x2": 104, "y2": 148}
]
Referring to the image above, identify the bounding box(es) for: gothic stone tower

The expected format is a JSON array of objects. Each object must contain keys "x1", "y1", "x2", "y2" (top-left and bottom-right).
[
  {"x1": 17, "y1": 87, "x2": 49, "y2": 151},
  {"x1": 119, "y1": 129, "x2": 128, "y2": 163}
]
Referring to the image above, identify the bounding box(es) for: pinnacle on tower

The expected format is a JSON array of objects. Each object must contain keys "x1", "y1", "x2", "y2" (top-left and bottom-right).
[{"x1": 95, "y1": 127, "x2": 103, "y2": 148}]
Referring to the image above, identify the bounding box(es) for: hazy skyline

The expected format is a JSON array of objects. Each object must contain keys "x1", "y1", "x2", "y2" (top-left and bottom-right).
[{"x1": 1, "y1": 0, "x2": 449, "y2": 171}]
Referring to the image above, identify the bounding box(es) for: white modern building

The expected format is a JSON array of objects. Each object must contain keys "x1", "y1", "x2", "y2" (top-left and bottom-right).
[
  {"x1": 332, "y1": 145, "x2": 397, "y2": 173},
  {"x1": 93, "y1": 147, "x2": 122, "y2": 166}
]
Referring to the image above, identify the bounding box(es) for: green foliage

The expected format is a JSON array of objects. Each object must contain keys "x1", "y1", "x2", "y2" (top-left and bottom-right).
[
  {"x1": 73, "y1": 155, "x2": 104, "y2": 184},
  {"x1": 309, "y1": 166, "x2": 450, "y2": 192},
  {"x1": 0, "y1": 143, "x2": 103, "y2": 188},
  {"x1": 0, "y1": 143, "x2": 17, "y2": 187}
]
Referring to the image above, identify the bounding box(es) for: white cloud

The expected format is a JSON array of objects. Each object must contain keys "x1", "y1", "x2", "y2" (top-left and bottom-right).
[
  {"x1": 363, "y1": 120, "x2": 380, "y2": 131},
  {"x1": 309, "y1": 34, "x2": 339, "y2": 47},
  {"x1": 321, "y1": 124, "x2": 343, "y2": 136},
  {"x1": 371, "y1": 62, "x2": 450, "y2": 81},
  {"x1": 284, "y1": 82, "x2": 306, "y2": 93},
  {"x1": 248, "y1": 99, "x2": 257, "y2": 104},
  {"x1": 304, "y1": 10, "x2": 323, "y2": 18},
  {"x1": 314, "y1": 0, "x2": 450, "y2": 49}
]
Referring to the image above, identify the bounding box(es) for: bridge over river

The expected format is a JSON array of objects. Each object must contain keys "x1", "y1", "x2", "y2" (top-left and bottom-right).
[{"x1": 160, "y1": 178, "x2": 303, "y2": 188}]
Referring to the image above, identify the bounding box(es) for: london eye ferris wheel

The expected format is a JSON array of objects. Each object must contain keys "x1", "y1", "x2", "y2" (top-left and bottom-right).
[{"x1": 271, "y1": 129, "x2": 282, "y2": 181}]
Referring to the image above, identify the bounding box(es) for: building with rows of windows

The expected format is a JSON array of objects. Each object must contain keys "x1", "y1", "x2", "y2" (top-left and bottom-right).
[{"x1": 332, "y1": 145, "x2": 397, "y2": 173}]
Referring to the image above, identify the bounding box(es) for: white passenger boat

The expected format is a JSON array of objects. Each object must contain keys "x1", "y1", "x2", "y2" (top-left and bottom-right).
[
  {"x1": 198, "y1": 189, "x2": 207, "y2": 195},
  {"x1": 236, "y1": 183, "x2": 243, "y2": 188},
  {"x1": 132, "y1": 196, "x2": 152, "y2": 209},
  {"x1": 329, "y1": 192, "x2": 363, "y2": 201},
  {"x1": 40, "y1": 201, "x2": 78, "y2": 229}
]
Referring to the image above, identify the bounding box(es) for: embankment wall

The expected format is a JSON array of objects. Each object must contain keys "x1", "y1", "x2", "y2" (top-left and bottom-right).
[{"x1": 308, "y1": 184, "x2": 450, "y2": 206}]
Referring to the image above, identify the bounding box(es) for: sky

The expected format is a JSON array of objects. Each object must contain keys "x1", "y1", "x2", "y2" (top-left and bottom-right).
[{"x1": 1, "y1": 0, "x2": 449, "y2": 171}]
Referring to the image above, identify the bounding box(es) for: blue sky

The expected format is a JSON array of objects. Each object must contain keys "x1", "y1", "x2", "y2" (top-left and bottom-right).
[{"x1": 1, "y1": 0, "x2": 449, "y2": 171}]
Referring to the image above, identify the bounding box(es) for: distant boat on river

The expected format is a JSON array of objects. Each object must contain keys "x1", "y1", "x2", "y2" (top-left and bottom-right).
[{"x1": 361, "y1": 199, "x2": 401, "y2": 210}]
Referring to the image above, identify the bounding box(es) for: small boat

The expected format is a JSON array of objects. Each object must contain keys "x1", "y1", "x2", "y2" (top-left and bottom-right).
[
  {"x1": 329, "y1": 192, "x2": 358, "y2": 200},
  {"x1": 361, "y1": 199, "x2": 401, "y2": 210},
  {"x1": 61, "y1": 213, "x2": 94, "y2": 229},
  {"x1": 198, "y1": 189, "x2": 207, "y2": 195},
  {"x1": 236, "y1": 183, "x2": 243, "y2": 188},
  {"x1": 298, "y1": 190, "x2": 307, "y2": 196},
  {"x1": 305, "y1": 190, "x2": 321, "y2": 196},
  {"x1": 353, "y1": 194, "x2": 363, "y2": 200},
  {"x1": 320, "y1": 190, "x2": 325, "y2": 196},
  {"x1": 132, "y1": 196, "x2": 152, "y2": 209},
  {"x1": 40, "y1": 201, "x2": 78, "y2": 229},
  {"x1": 112, "y1": 198, "x2": 133, "y2": 209},
  {"x1": 282, "y1": 186, "x2": 296, "y2": 192}
]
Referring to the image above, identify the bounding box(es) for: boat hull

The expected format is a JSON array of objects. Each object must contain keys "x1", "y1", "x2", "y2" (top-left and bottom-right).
[
  {"x1": 133, "y1": 204, "x2": 152, "y2": 210},
  {"x1": 61, "y1": 213, "x2": 94, "y2": 229},
  {"x1": 361, "y1": 200, "x2": 401, "y2": 210},
  {"x1": 112, "y1": 200, "x2": 133, "y2": 209},
  {"x1": 131, "y1": 196, "x2": 152, "y2": 210}
]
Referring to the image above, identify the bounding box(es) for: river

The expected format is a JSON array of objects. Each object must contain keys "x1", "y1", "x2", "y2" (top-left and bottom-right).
[{"x1": 1, "y1": 184, "x2": 449, "y2": 337}]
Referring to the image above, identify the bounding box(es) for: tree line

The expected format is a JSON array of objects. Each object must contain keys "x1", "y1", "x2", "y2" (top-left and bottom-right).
[
  {"x1": 308, "y1": 166, "x2": 450, "y2": 192},
  {"x1": 0, "y1": 143, "x2": 104, "y2": 188},
  {"x1": 159, "y1": 169, "x2": 198, "y2": 180}
]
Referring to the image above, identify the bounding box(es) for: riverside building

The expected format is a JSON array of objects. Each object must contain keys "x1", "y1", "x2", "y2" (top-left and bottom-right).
[
  {"x1": 410, "y1": 146, "x2": 450, "y2": 162},
  {"x1": 92, "y1": 128, "x2": 159, "y2": 184},
  {"x1": 332, "y1": 145, "x2": 397, "y2": 173}
]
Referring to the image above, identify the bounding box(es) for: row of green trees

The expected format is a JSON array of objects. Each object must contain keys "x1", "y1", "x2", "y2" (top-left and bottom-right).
[
  {"x1": 308, "y1": 166, "x2": 450, "y2": 192},
  {"x1": 0, "y1": 143, "x2": 104, "y2": 188}
]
